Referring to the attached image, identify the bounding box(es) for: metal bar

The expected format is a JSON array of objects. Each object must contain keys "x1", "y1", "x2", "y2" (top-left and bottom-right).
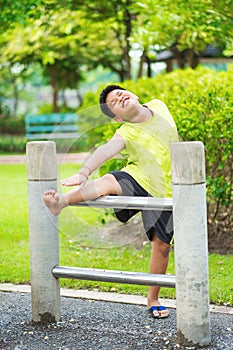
[
  {"x1": 52, "y1": 266, "x2": 176, "y2": 288},
  {"x1": 73, "y1": 196, "x2": 173, "y2": 211}
]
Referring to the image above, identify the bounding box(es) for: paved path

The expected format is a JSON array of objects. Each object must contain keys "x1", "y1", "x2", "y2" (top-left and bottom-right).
[
  {"x1": 0, "y1": 153, "x2": 89, "y2": 164},
  {"x1": 1, "y1": 283, "x2": 232, "y2": 315},
  {"x1": 0, "y1": 285, "x2": 232, "y2": 350}
]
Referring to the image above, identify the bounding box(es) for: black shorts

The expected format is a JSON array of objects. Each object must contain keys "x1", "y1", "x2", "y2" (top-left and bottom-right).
[{"x1": 110, "y1": 171, "x2": 174, "y2": 244}]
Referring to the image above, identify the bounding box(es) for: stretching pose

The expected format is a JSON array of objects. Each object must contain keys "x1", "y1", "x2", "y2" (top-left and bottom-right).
[{"x1": 44, "y1": 85, "x2": 179, "y2": 319}]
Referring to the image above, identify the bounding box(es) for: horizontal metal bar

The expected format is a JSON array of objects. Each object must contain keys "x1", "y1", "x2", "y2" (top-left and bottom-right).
[
  {"x1": 73, "y1": 196, "x2": 173, "y2": 211},
  {"x1": 52, "y1": 266, "x2": 176, "y2": 288}
]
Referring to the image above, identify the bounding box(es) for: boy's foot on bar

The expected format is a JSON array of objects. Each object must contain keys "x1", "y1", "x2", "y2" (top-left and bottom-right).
[{"x1": 43, "y1": 190, "x2": 64, "y2": 216}]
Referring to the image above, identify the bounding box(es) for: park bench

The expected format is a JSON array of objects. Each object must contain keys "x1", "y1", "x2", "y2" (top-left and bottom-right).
[{"x1": 25, "y1": 113, "x2": 79, "y2": 139}]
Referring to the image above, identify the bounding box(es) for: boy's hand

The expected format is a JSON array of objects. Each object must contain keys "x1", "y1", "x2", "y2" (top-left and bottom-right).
[{"x1": 61, "y1": 173, "x2": 87, "y2": 187}]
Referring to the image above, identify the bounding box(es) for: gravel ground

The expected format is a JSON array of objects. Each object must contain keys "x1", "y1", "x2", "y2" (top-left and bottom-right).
[{"x1": 0, "y1": 292, "x2": 232, "y2": 350}]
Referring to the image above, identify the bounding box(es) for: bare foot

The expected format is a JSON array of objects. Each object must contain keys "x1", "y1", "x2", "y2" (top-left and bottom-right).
[{"x1": 43, "y1": 190, "x2": 64, "y2": 216}]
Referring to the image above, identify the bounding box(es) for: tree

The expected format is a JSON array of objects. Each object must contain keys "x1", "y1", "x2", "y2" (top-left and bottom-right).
[
  {"x1": 1, "y1": 0, "x2": 232, "y2": 106},
  {"x1": 133, "y1": 0, "x2": 233, "y2": 71},
  {"x1": 65, "y1": 0, "x2": 140, "y2": 81},
  {"x1": 0, "y1": 8, "x2": 116, "y2": 111},
  {"x1": 0, "y1": 0, "x2": 46, "y2": 33}
]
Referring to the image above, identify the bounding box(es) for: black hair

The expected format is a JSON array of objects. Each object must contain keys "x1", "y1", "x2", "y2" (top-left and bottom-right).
[{"x1": 99, "y1": 85, "x2": 126, "y2": 118}]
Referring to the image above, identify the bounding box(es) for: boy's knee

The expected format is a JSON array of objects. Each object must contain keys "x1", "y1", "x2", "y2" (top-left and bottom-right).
[
  {"x1": 161, "y1": 243, "x2": 170, "y2": 257},
  {"x1": 97, "y1": 174, "x2": 122, "y2": 196},
  {"x1": 152, "y1": 235, "x2": 170, "y2": 257}
]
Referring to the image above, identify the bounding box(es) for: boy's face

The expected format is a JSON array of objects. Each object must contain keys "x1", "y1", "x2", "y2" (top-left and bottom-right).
[{"x1": 106, "y1": 89, "x2": 140, "y2": 121}]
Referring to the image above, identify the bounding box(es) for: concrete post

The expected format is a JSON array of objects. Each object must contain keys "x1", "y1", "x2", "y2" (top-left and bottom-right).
[
  {"x1": 171, "y1": 141, "x2": 211, "y2": 346},
  {"x1": 26, "y1": 141, "x2": 60, "y2": 323}
]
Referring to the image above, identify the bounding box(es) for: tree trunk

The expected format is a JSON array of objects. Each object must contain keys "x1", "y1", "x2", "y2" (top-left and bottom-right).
[
  {"x1": 61, "y1": 90, "x2": 67, "y2": 108},
  {"x1": 170, "y1": 44, "x2": 185, "y2": 69},
  {"x1": 138, "y1": 49, "x2": 146, "y2": 79},
  {"x1": 166, "y1": 60, "x2": 173, "y2": 72},
  {"x1": 108, "y1": 62, "x2": 125, "y2": 82},
  {"x1": 49, "y1": 64, "x2": 59, "y2": 112},
  {"x1": 185, "y1": 49, "x2": 200, "y2": 68},
  {"x1": 146, "y1": 56, "x2": 152, "y2": 77},
  {"x1": 171, "y1": 44, "x2": 200, "y2": 69},
  {"x1": 77, "y1": 91, "x2": 83, "y2": 107},
  {"x1": 12, "y1": 78, "x2": 18, "y2": 116},
  {"x1": 119, "y1": 71, "x2": 125, "y2": 82},
  {"x1": 124, "y1": 6, "x2": 132, "y2": 80}
]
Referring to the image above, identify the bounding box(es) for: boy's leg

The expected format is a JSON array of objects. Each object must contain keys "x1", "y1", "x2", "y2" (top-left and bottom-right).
[
  {"x1": 147, "y1": 233, "x2": 170, "y2": 318},
  {"x1": 43, "y1": 174, "x2": 123, "y2": 215}
]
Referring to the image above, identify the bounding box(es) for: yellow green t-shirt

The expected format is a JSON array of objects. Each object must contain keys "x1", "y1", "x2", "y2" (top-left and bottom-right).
[{"x1": 116, "y1": 99, "x2": 179, "y2": 198}]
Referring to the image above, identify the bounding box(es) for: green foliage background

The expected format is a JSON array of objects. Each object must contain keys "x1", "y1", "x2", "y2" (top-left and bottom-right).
[
  {"x1": 0, "y1": 66, "x2": 232, "y2": 234},
  {"x1": 79, "y1": 66, "x2": 233, "y2": 231}
]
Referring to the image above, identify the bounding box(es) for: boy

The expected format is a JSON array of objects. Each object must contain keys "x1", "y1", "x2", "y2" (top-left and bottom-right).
[{"x1": 44, "y1": 85, "x2": 179, "y2": 319}]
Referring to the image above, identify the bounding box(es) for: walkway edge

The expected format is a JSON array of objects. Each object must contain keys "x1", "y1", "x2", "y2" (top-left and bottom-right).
[
  {"x1": 0, "y1": 283, "x2": 232, "y2": 315},
  {"x1": 0, "y1": 152, "x2": 89, "y2": 164}
]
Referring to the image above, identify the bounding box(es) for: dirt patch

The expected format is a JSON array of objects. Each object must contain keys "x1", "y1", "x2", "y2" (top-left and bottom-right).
[
  {"x1": 208, "y1": 222, "x2": 233, "y2": 255},
  {"x1": 98, "y1": 216, "x2": 233, "y2": 254},
  {"x1": 98, "y1": 217, "x2": 149, "y2": 249}
]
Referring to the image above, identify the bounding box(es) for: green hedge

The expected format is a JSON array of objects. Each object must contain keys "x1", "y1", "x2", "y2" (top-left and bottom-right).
[
  {"x1": 78, "y1": 66, "x2": 233, "y2": 231},
  {"x1": 0, "y1": 136, "x2": 79, "y2": 155},
  {"x1": 0, "y1": 135, "x2": 88, "y2": 154},
  {"x1": 0, "y1": 116, "x2": 25, "y2": 135},
  {"x1": 0, "y1": 135, "x2": 26, "y2": 153}
]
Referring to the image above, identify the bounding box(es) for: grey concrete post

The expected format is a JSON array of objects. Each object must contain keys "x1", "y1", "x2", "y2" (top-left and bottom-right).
[
  {"x1": 26, "y1": 141, "x2": 60, "y2": 323},
  {"x1": 171, "y1": 142, "x2": 211, "y2": 346}
]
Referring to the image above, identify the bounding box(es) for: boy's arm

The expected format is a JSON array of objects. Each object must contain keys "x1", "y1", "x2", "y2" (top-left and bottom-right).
[{"x1": 61, "y1": 132, "x2": 125, "y2": 186}]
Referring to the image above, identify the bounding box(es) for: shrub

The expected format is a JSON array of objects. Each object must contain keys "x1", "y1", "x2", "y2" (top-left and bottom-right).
[
  {"x1": 49, "y1": 136, "x2": 88, "y2": 153},
  {"x1": 0, "y1": 101, "x2": 11, "y2": 118},
  {"x1": 78, "y1": 66, "x2": 233, "y2": 235},
  {"x1": 0, "y1": 135, "x2": 26, "y2": 153},
  {"x1": 0, "y1": 116, "x2": 25, "y2": 135},
  {"x1": 146, "y1": 67, "x2": 232, "y2": 228}
]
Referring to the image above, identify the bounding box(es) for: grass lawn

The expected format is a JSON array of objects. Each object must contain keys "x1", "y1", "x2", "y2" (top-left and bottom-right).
[{"x1": 0, "y1": 163, "x2": 232, "y2": 306}]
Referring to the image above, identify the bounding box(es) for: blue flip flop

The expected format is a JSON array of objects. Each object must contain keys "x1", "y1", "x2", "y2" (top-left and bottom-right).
[{"x1": 149, "y1": 305, "x2": 169, "y2": 319}]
